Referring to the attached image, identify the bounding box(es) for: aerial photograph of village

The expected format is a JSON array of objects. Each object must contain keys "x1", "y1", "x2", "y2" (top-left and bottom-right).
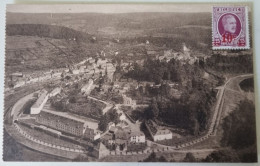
[{"x1": 3, "y1": 4, "x2": 257, "y2": 162}]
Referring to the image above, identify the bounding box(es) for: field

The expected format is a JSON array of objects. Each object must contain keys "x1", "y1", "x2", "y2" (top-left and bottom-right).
[{"x1": 5, "y1": 35, "x2": 104, "y2": 75}]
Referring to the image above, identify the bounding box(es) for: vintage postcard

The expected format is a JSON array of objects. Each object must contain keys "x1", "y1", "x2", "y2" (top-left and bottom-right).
[{"x1": 3, "y1": 3, "x2": 257, "y2": 162}]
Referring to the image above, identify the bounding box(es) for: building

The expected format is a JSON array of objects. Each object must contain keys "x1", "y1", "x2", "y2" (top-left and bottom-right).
[
  {"x1": 145, "y1": 120, "x2": 172, "y2": 141},
  {"x1": 81, "y1": 79, "x2": 94, "y2": 94},
  {"x1": 11, "y1": 72, "x2": 23, "y2": 77},
  {"x1": 49, "y1": 87, "x2": 61, "y2": 97},
  {"x1": 108, "y1": 122, "x2": 115, "y2": 130},
  {"x1": 30, "y1": 89, "x2": 49, "y2": 114},
  {"x1": 153, "y1": 128, "x2": 172, "y2": 141},
  {"x1": 128, "y1": 130, "x2": 145, "y2": 143},
  {"x1": 109, "y1": 126, "x2": 118, "y2": 133},
  {"x1": 102, "y1": 133, "x2": 115, "y2": 145},
  {"x1": 84, "y1": 127, "x2": 101, "y2": 141},
  {"x1": 79, "y1": 66, "x2": 86, "y2": 73},
  {"x1": 119, "y1": 113, "x2": 126, "y2": 121},
  {"x1": 36, "y1": 110, "x2": 87, "y2": 136},
  {"x1": 114, "y1": 128, "x2": 128, "y2": 151},
  {"x1": 122, "y1": 94, "x2": 136, "y2": 106}
]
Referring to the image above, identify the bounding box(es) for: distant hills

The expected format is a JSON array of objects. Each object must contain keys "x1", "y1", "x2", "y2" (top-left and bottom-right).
[
  {"x1": 6, "y1": 12, "x2": 211, "y2": 37},
  {"x1": 6, "y1": 24, "x2": 92, "y2": 42}
]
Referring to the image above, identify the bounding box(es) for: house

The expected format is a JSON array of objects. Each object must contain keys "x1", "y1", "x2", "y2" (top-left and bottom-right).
[
  {"x1": 119, "y1": 113, "x2": 126, "y2": 121},
  {"x1": 13, "y1": 80, "x2": 26, "y2": 88},
  {"x1": 153, "y1": 128, "x2": 172, "y2": 141},
  {"x1": 145, "y1": 120, "x2": 172, "y2": 141},
  {"x1": 122, "y1": 94, "x2": 136, "y2": 106},
  {"x1": 79, "y1": 66, "x2": 86, "y2": 73},
  {"x1": 108, "y1": 122, "x2": 115, "y2": 130},
  {"x1": 30, "y1": 89, "x2": 49, "y2": 114},
  {"x1": 127, "y1": 53, "x2": 134, "y2": 57},
  {"x1": 72, "y1": 69, "x2": 80, "y2": 75},
  {"x1": 11, "y1": 72, "x2": 23, "y2": 77},
  {"x1": 115, "y1": 128, "x2": 128, "y2": 151},
  {"x1": 128, "y1": 130, "x2": 145, "y2": 143},
  {"x1": 81, "y1": 79, "x2": 94, "y2": 94},
  {"x1": 102, "y1": 133, "x2": 115, "y2": 145},
  {"x1": 84, "y1": 128, "x2": 101, "y2": 141},
  {"x1": 115, "y1": 121, "x2": 129, "y2": 128},
  {"x1": 49, "y1": 87, "x2": 61, "y2": 97},
  {"x1": 109, "y1": 126, "x2": 118, "y2": 133},
  {"x1": 147, "y1": 50, "x2": 157, "y2": 55}
]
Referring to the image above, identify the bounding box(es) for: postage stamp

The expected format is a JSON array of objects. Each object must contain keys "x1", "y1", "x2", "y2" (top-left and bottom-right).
[{"x1": 212, "y1": 6, "x2": 249, "y2": 49}]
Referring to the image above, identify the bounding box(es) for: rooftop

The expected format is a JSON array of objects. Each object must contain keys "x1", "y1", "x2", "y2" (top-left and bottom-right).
[
  {"x1": 31, "y1": 89, "x2": 48, "y2": 108},
  {"x1": 38, "y1": 110, "x2": 85, "y2": 129}
]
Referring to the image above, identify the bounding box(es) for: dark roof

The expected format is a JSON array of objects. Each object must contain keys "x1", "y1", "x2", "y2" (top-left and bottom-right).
[
  {"x1": 37, "y1": 111, "x2": 85, "y2": 129},
  {"x1": 103, "y1": 133, "x2": 113, "y2": 140},
  {"x1": 115, "y1": 128, "x2": 128, "y2": 140},
  {"x1": 129, "y1": 130, "x2": 144, "y2": 137},
  {"x1": 155, "y1": 128, "x2": 171, "y2": 136}
]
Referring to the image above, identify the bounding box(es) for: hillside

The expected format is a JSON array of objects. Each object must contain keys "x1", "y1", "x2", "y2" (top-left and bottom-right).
[
  {"x1": 6, "y1": 12, "x2": 211, "y2": 37},
  {"x1": 6, "y1": 24, "x2": 93, "y2": 42}
]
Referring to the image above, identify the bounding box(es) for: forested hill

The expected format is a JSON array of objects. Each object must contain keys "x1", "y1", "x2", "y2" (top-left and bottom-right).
[
  {"x1": 6, "y1": 24, "x2": 93, "y2": 42},
  {"x1": 6, "y1": 12, "x2": 211, "y2": 38}
]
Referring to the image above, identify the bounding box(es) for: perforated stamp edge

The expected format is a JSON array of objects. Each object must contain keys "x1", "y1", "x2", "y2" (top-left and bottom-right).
[{"x1": 212, "y1": 6, "x2": 250, "y2": 50}]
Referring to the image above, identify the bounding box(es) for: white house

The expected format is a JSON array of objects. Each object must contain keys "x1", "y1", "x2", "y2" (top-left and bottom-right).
[
  {"x1": 122, "y1": 94, "x2": 136, "y2": 107},
  {"x1": 108, "y1": 122, "x2": 115, "y2": 130},
  {"x1": 81, "y1": 79, "x2": 94, "y2": 94},
  {"x1": 129, "y1": 130, "x2": 146, "y2": 143},
  {"x1": 49, "y1": 87, "x2": 61, "y2": 97},
  {"x1": 119, "y1": 113, "x2": 126, "y2": 121},
  {"x1": 31, "y1": 89, "x2": 49, "y2": 114},
  {"x1": 152, "y1": 129, "x2": 172, "y2": 141},
  {"x1": 145, "y1": 120, "x2": 173, "y2": 141}
]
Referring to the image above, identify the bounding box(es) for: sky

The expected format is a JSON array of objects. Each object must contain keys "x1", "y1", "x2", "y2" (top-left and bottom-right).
[{"x1": 6, "y1": 4, "x2": 215, "y2": 13}]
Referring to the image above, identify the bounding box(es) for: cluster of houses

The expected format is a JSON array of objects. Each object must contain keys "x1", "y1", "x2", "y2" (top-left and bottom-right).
[
  {"x1": 158, "y1": 44, "x2": 200, "y2": 65},
  {"x1": 102, "y1": 122, "x2": 146, "y2": 151},
  {"x1": 6, "y1": 68, "x2": 66, "y2": 89},
  {"x1": 101, "y1": 119, "x2": 179, "y2": 151},
  {"x1": 29, "y1": 88, "x2": 101, "y2": 141},
  {"x1": 6, "y1": 55, "x2": 116, "y2": 91}
]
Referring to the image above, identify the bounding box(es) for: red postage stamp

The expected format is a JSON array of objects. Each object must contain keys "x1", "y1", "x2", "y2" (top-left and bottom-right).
[{"x1": 212, "y1": 6, "x2": 249, "y2": 49}]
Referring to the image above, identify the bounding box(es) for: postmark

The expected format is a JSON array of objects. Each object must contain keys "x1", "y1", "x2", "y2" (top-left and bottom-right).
[{"x1": 212, "y1": 6, "x2": 249, "y2": 49}]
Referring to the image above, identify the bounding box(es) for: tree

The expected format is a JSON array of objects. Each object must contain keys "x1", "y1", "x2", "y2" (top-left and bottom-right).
[
  {"x1": 143, "y1": 152, "x2": 168, "y2": 162},
  {"x1": 98, "y1": 115, "x2": 108, "y2": 132},
  {"x1": 204, "y1": 150, "x2": 239, "y2": 162},
  {"x1": 69, "y1": 96, "x2": 76, "y2": 103},
  {"x1": 221, "y1": 99, "x2": 256, "y2": 150},
  {"x1": 73, "y1": 154, "x2": 89, "y2": 161},
  {"x1": 107, "y1": 109, "x2": 120, "y2": 124},
  {"x1": 158, "y1": 156, "x2": 167, "y2": 162},
  {"x1": 143, "y1": 152, "x2": 156, "y2": 162},
  {"x1": 65, "y1": 75, "x2": 71, "y2": 80},
  {"x1": 151, "y1": 101, "x2": 159, "y2": 118},
  {"x1": 183, "y1": 152, "x2": 196, "y2": 162}
]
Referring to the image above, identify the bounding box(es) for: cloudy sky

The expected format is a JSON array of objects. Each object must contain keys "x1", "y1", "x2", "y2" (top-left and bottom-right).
[{"x1": 7, "y1": 4, "x2": 215, "y2": 13}]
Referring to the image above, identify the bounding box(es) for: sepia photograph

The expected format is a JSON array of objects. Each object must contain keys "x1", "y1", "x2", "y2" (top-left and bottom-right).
[{"x1": 3, "y1": 3, "x2": 257, "y2": 162}]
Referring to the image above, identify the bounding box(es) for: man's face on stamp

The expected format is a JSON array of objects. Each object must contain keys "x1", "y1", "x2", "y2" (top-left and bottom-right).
[{"x1": 222, "y1": 15, "x2": 237, "y2": 34}]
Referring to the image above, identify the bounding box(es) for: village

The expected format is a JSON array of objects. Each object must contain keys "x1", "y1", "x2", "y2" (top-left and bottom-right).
[{"x1": 5, "y1": 40, "x2": 218, "y2": 159}]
